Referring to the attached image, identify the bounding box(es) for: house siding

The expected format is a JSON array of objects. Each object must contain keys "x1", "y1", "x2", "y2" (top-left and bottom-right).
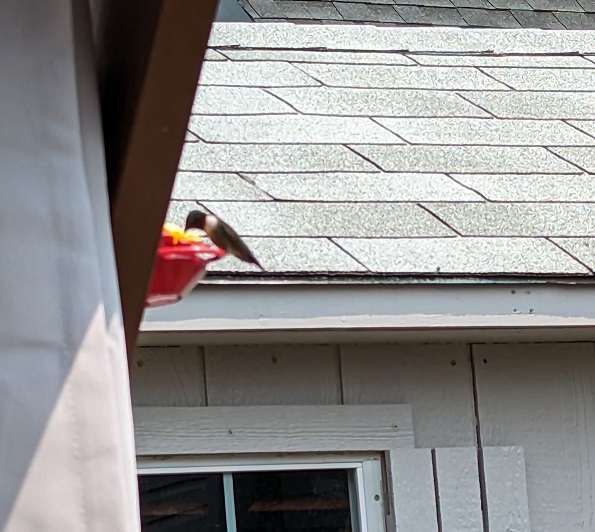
[{"x1": 132, "y1": 341, "x2": 595, "y2": 531}]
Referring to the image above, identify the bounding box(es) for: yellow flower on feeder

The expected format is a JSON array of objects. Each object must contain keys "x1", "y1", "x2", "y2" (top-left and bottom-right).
[{"x1": 162, "y1": 222, "x2": 205, "y2": 245}]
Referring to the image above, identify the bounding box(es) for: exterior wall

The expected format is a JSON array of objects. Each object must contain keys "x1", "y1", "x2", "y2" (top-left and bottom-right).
[{"x1": 132, "y1": 341, "x2": 595, "y2": 532}]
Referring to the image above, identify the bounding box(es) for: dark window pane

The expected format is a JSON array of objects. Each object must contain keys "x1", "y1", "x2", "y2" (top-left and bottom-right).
[
  {"x1": 233, "y1": 469, "x2": 353, "y2": 532},
  {"x1": 139, "y1": 473, "x2": 226, "y2": 531}
]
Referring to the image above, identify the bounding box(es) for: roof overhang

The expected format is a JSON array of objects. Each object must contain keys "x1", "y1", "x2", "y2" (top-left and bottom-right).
[{"x1": 140, "y1": 280, "x2": 595, "y2": 345}]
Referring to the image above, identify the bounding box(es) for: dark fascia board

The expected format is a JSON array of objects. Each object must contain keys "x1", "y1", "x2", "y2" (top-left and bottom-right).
[{"x1": 93, "y1": 0, "x2": 218, "y2": 360}]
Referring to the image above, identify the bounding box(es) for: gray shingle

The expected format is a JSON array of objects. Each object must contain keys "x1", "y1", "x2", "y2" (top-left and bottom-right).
[
  {"x1": 188, "y1": 115, "x2": 405, "y2": 144},
  {"x1": 204, "y1": 50, "x2": 228, "y2": 61},
  {"x1": 550, "y1": 147, "x2": 595, "y2": 173},
  {"x1": 192, "y1": 86, "x2": 297, "y2": 115},
  {"x1": 551, "y1": 238, "x2": 595, "y2": 271},
  {"x1": 556, "y1": 12, "x2": 595, "y2": 30},
  {"x1": 424, "y1": 202, "x2": 595, "y2": 236},
  {"x1": 198, "y1": 61, "x2": 320, "y2": 87},
  {"x1": 295, "y1": 0, "x2": 346, "y2": 19},
  {"x1": 525, "y1": 0, "x2": 583, "y2": 11},
  {"x1": 350, "y1": 145, "x2": 578, "y2": 173},
  {"x1": 411, "y1": 54, "x2": 592, "y2": 67},
  {"x1": 249, "y1": 172, "x2": 483, "y2": 200},
  {"x1": 482, "y1": 67, "x2": 595, "y2": 91},
  {"x1": 249, "y1": 0, "x2": 344, "y2": 18},
  {"x1": 220, "y1": 49, "x2": 415, "y2": 64},
  {"x1": 338, "y1": 0, "x2": 395, "y2": 4},
  {"x1": 489, "y1": 0, "x2": 531, "y2": 7},
  {"x1": 297, "y1": 63, "x2": 508, "y2": 89},
  {"x1": 511, "y1": 9, "x2": 567, "y2": 28},
  {"x1": 462, "y1": 92, "x2": 595, "y2": 120},
  {"x1": 180, "y1": 143, "x2": 376, "y2": 172},
  {"x1": 394, "y1": 0, "x2": 454, "y2": 6},
  {"x1": 452, "y1": 0, "x2": 493, "y2": 7},
  {"x1": 200, "y1": 201, "x2": 456, "y2": 237},
  {"x1": 176, "y1": 24, "x2": 595, "y2": 279},
  {"x1": 172, "y1": 172, "x2": 271, "y2": 201},
  {"x1": 185, "y1": 130, "x2": 200, "y2": 142},
  {"x1": 247, "y1": 0, "x2": 300, "y2": 17},
  {"x1": 334, "y1": 3, "x2": 405, "y2": 22},
  {"x1": 207, "y1": 21, "x2": 595, "y2": 54},
  {"x1": 166, "y1": 200, "x2": 198, "y2": 227},
  {"x1": 165, "y1": 202, "x2": 367, "y2": 272},
  {"x1": 395, "y1": 6, "x2": 468, "y2": 25},
  {"x1": 567, "y1": 121, "x2": 595, "y2": 139},
  {"x1": 269, "y1": 87, "x2": 490, "y2": 117},
  {"x1": 374, "y1": 117, "x2": 595, "y2": 145},
  {"x1": 239, "y1": 5, "x2": 592, "y2": 30},
  {"x1": 579, "y1": 0, "x2": 595, "y2": 12},
  {"x1": 489, "y1": 0, "x2": 530, "y2": 6},
  {"x1": 460, "y1": 8, "x2": 522, "y2": 27},
  {"x1": 452, "y1": 174, "x2": 595, "y2": 201},
  {"x1": 208, "y1": 237, "x2": 368, "y2": 272},
  {"x1": 238, "y1": 0, "x2": 260, "y2": 17},
  {"x1": 334, "y1": 237, "x2": 589, "y2": 273}
]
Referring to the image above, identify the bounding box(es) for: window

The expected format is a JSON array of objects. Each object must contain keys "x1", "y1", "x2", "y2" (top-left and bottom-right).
[{"x1": 138, "y1": 454, "x2": 386, "y2": 532}]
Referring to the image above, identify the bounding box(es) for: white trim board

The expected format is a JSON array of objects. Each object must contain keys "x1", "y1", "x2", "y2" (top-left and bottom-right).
[
  {"x1": 134, "y1": 405, "x2": 414, "y2": 455},
  {"x1": 140, "y1": 283, "x2": 595, "y2": 344}
]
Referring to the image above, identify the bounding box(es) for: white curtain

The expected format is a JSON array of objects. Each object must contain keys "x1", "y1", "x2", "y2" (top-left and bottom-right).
[{"x1": 0, "y1": 1, "x2": 140, "y2": 529}]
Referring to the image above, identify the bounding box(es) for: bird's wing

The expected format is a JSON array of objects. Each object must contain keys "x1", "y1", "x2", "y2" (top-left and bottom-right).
[{"x1": 218, "y1": 220, "x2": 263, "y2": 268}]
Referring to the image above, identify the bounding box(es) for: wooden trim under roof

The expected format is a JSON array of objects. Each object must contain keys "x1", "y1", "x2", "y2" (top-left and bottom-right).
[{"x1": 93, "y1": 0, "x2": 218, "y2": 361}]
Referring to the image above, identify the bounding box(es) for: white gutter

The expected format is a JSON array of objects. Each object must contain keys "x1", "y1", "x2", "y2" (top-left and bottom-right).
[{"x1": 140, "y1": 281, "x2": 595, "y2": 345}]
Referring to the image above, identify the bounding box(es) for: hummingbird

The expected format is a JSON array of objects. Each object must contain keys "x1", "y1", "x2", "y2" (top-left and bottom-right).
[{"x1": 185, "y1": 210, "x2": 265, "y2": 271}]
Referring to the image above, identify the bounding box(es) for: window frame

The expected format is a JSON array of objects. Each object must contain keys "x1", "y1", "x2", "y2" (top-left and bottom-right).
[{"x1": 138, "y1": 452, "x2": 386, "y2": 532}]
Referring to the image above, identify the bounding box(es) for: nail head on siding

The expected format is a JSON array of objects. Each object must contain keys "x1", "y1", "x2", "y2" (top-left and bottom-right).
[
  {"x1": 483, "y1": 358, "x2": 488, "y2": 364},
  {"x1": 272, "y1": 356, "x2": 278, "y2": 364},
  {"x1": 393, "y1": 424, "x2": 398, "y2": 430},
  {"x1": 374, "y1": 494, "x2": 380, "y2": 501},
  {"x1": 450, "y1": 359, "x2": 456, "y2": 366},
  {"x1": 136, "y1": 360, "x2": 144, "y2": 368}
]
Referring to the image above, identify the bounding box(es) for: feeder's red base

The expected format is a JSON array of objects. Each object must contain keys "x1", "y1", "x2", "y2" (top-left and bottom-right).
[{"x1": 146, "y1": 232, "x2": 226, "y2": 308}]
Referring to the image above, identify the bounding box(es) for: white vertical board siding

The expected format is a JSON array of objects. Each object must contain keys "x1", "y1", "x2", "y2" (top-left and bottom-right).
[
  {"x1": 474, "y1": 343, "x2": 595, "y2": 532},
  {"x1": 205, "y1": 344, "x2": 341, "y2": 405},
  {"x1": 341, "y1": 344, "x2": 476, "y2": 447},
  {"x1": 131, "y1": 346, "x2": 206, "y2": 406},
  {"x1": 388, "y1": 449, "x2": 439, "y2": 532},
  {"x1": 433, "y1": 447, "x2": 484, "y2": 532},
  {"x1": 483, "y1": 446, "x2": 531, "y2": 532}
]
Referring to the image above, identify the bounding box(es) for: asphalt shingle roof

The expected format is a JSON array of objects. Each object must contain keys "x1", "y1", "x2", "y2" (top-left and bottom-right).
[
  {"x1": 232, "y1": 0, "x2": 595, "y2": 30},
  {"x1": 167, "y1": 23, "x2": 595, "y2": 278}
]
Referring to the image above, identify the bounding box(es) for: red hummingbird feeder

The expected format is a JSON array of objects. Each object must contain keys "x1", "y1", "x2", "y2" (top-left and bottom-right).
[{"x1": 145, "y1": 223, "x2": 226, "y2": 308}]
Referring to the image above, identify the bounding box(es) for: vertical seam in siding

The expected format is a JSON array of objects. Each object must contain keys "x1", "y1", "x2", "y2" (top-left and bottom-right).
[
  {"x1": 470, "y1": 344, "x2": 490, "y2": 532},
  {"x1": 337, "y1": 344, "x2": 345, "y2": 405},
  {"x1": 431, "y1": 448, "x2": 443, "y2": 532},
  {"x1": 202, "y1": 345, "x2": 209, "y2": 407}
]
